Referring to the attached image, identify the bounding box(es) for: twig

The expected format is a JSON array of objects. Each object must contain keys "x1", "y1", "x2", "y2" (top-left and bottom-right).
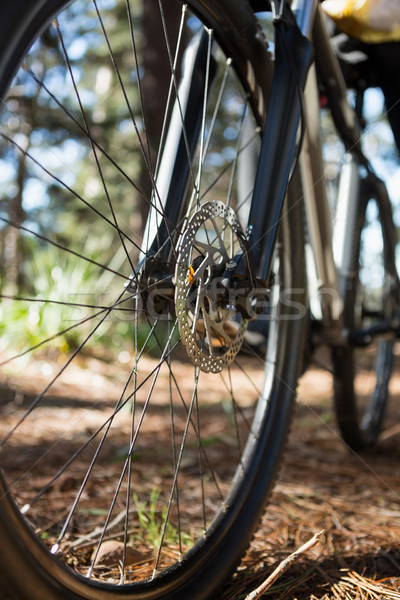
[
  {"x1": 68, "y1": 509, "x2": 127, "y2": 549},
  {"x1": 244, "y1": 530, "x2": 324, "y2": 600}
]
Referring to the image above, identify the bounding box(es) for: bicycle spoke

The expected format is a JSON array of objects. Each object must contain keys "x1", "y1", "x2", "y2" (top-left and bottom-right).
[
  {"x1": 226, "y1": 103, "x2": 247, "y2": 209},
  {"x1": 158, "y1": 1, "x2": 197, "y2": 194},
  {"x1": 0, "y1": 293, "x2": 134, "y2": 367},
  {"x1": 194, "y1": 29, "x2": 213, "y2": 209},
  {"x1": 222, "y1": 367, "x2": 253, "y2": 457},
  {"x1": 120, "y1": 301, "x2": 141, "y2": 583},
  {"x1": 153, "y1": 365, "x2": 201, "y2": 573},
  {"x1": 87, "y1": 320, "x2": 179, "y2": 578},
  {"x1": 139, "y1": 2, "x2": 192, "y2": 261},
  {"x1": 50, "y1": 361, "x2": 138, "y2": 556},
  {"x1": 0, "y1": 290, "x2": 128, "y2": 447},
  {"x1": 54, "y1": 17, "x2": 135, "y2": 274},
  {"x1": 16, "y1": 322, "x2": 179, "y2": 512},
  {"x1": 0, "y1": 214, "x2": 129, "y2": 281},
  {"x1": 14, "y1": 68, "x2": 176, "y2": 230},
  {"x1": 0, "y1": 293, "x2": 132, "y2": 312},
  {"x1": 143, "y1": 320, "x2": 227, "y2": 504},
  {"x1": 201, "y1": 58, "x2": 233, "y2": 164},
  {"x1": 94, "y1": 1, "x2": 151, "y2": 178},
  {"x1": 96, "y1": 0, "x2": 188, "y2": 266},
  {"x1": 166, "y1": 335, "x2": 183, "y2": 560},
  {"x1": 125, "y1": 0, "x2": 152, "y2": 170}
]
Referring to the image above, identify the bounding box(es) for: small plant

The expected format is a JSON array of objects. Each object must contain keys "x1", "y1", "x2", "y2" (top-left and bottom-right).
[
  {"x1": 0, "y1": 234, "x2": 180, "y2": 364},
  {"x1": 0, "y1": 235, "x2": 136, "y2": 359},
  {"x1": 133, "y1": 489, "x2": 191, "y2": 551}
]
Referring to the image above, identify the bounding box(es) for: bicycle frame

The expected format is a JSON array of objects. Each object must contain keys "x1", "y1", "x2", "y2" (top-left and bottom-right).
[
  {"x1": 297, "y1": 5, "x2": 360, "y2": 343},
  {"x1": 249, "y1": 0, "x2": 394, "y2": 346}
]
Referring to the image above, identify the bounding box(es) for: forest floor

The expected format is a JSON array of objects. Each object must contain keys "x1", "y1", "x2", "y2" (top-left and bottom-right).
[
  {"x1": 1, "y1": 347, "x2": 400, "y2": 599},
  {"x1": 220, "y1": 356, "x2": 400, "y2": 600}
]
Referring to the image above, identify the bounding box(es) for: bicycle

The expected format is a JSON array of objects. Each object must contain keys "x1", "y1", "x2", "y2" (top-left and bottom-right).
[{"x1": 0, "y1": 0, "x2": 398, "y2": 598}]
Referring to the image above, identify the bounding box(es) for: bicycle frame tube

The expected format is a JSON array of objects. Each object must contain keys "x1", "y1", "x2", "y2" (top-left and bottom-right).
[
  {"x1": 312, "y1": 7, "x2": 363, "y2": 157},
  {"x1": 300, "y1": 7, "x2": 369, "y2": 342},
  {"x1": 300, "y1": 65, "x2": 344, "y2": 335},
  {"x1": 332, "y1": 154, "x2": 361, "y2": 301}
]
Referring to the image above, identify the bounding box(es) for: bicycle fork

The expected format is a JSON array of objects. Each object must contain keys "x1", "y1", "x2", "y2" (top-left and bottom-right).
[{"x1": 247, "y1": 0, "x2": 316, "y2": 281}]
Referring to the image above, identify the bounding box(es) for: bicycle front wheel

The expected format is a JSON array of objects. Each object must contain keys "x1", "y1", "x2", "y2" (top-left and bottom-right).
[
  {"x1": 0, "y1": 1, "x2": 305, "y2": 598},
  {"x1": 333, "y1": 179, "x2": 399, "y2": 451}
]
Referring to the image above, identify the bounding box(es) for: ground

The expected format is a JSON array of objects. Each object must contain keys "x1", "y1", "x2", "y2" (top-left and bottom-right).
[
  {"x1": 220, "y1": 360, "x2": 400, "y2": 599},
  {"x1": 1, "y1": 348, "x2": 400, "y2": 599}
]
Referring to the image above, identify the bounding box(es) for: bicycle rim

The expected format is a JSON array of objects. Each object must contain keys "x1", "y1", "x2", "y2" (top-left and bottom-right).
[{"x1": 0, "y1": 1, "x2": 304, "y2": 598}]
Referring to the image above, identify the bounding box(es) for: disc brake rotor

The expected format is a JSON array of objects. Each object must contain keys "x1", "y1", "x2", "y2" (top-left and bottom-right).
[{"x1": 175, "y1": 201, "x2": 248, "y2": 373}]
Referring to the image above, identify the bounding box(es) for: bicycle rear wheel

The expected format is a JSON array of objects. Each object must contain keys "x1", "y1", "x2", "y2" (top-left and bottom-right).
[
  {"x1": 333, "y1": 179, "x2": 399, "y2": 451},
  {"x1": 0, "y1": 1, "x2": 305, "y2": 598}
]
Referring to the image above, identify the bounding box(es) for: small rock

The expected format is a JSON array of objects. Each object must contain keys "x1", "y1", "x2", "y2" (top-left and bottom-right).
[{"x1": 92, "y1": 540, "x2": 146, "y2": 567}]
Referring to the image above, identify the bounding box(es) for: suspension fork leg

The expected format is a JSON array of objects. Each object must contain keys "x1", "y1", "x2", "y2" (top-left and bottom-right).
[
  {"x1": 140, "y1": 30, "x2": 215, "y2": 263},
  {"x1": 247, "y1": 7, "x2": 314, "y2": 281}
]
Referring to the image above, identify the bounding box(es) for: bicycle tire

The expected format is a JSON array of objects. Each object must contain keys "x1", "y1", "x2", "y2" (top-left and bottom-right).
[
  {"x1": 332, "y1": 177, "x2": 399, "y2": 452},
  {"x1": 0, "y1": 1, "x2": 306, "y2": 598}
]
